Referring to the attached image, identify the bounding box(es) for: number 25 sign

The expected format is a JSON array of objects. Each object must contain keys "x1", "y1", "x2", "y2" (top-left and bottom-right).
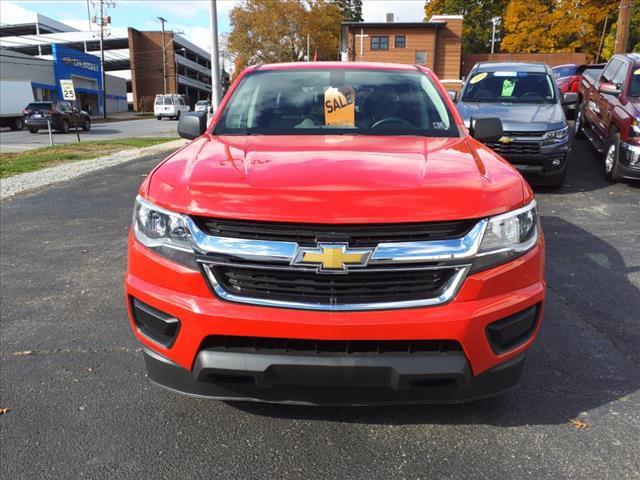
[{"x1": 60, "y1": 79, "x2": 76, "y2": 101}]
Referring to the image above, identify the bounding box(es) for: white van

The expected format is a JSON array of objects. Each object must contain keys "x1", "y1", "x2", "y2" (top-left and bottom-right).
[{"x1": 154, "y1": 94, "x2": 190, "y2": 120}]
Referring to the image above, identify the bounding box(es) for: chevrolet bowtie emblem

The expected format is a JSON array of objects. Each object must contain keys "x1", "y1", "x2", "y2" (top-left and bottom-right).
[
  {"x1": 292, "y1": 243, "x2": 373, "y2": 273},
  {"x1": 498, "y1": 136, "x2": 514, "y2": 144}
]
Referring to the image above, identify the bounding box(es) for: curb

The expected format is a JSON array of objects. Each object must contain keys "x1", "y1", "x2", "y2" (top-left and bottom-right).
[{"x1": 1, "y1": 138, "x2": 188, "y2": 200}]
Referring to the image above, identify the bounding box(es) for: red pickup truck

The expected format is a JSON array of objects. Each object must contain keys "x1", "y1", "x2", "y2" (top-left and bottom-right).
[
  {"x1": 576, "y1": 53, "x2": 640, "y2": 181},
  {"x1": 126, "y1": 62, "x2": 545, "y2": 405}
]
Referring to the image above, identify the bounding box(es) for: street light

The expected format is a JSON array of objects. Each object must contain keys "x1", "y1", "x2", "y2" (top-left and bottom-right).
[{"x1": 158, "y1": 17, "x2": 167, "y2": 94}]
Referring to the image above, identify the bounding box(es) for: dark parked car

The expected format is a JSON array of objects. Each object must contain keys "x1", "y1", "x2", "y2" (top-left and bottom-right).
[
  {"x1": 24, "y1": 101, "x2": 91, "y2": 134},
  {"x1": 457, "y1": 62, "x2": 579, "y2": 188}
]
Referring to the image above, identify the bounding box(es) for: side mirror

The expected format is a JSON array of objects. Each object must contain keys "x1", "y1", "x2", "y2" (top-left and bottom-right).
[
  {"x1": 598, "y1": 82, "x2": 621, "y2": 96},
  {"x1": 177, "y1": 112, "x2": 207, "y2": 140},
  {"x1": 469, "y1": 117, "x2": 503, "y2": 143},
  {"x1": 562, "y1": 92, "x2": 580, "y2": 105},
  {"x1": 447, "y1": 90, "x2": 457, "y2": 102}
]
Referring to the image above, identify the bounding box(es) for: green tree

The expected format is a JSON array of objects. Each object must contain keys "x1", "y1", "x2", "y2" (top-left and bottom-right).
[
  {"x1": 424, "y1": 0, "x2": 508, "y2": 53},
  {"x1": 228, "y1": 0, "x2": 343, "y2": 70},
  {"x1": 332, "y1": 0, "x2": 363, "y2": 22}
]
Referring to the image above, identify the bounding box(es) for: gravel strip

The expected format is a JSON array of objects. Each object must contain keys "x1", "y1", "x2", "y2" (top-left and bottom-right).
[{"x1": 1, "y1": 138, "x2": 188, "y2": 200}]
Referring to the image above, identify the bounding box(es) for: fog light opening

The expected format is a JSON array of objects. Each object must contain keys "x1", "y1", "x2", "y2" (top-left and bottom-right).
[
  {"x1": 130, "y1": 297, "x2": 181, "y2": 347},
  {"x1": 486, "y1": 304, "x2": 540, "y2": 354}
]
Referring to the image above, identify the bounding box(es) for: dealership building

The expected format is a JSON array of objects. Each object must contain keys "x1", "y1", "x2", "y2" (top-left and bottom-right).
[{"x1": 0, "y1": 12, "x2": 214, "y2": 113}]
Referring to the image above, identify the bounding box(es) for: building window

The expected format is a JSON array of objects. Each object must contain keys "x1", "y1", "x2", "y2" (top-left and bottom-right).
[
  {"x1": 395, "y1": 36, "x2": 406, "y2": 48},
  {"x1": 415, "y1": 51, "x2": 426, "y2": 65},
  {"x1": 371, "y1": 36, "x2": 389, "y2": 50}
]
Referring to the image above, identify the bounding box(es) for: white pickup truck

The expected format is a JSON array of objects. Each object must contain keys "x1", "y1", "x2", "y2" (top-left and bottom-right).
[{"x1": 0, "y1": 79, "x2": 34, "y2": 130}]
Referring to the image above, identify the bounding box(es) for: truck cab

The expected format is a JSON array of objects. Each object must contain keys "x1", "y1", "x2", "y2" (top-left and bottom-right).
[{"x1": 576, "y1": 53, "x2": 640, "y2": 181}]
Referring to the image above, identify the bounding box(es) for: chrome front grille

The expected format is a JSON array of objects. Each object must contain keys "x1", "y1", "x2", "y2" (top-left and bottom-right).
[
  {"x1": 193, "y1": 217, "x2": 476, "y2": 246},
  {"x1": 185, "y1": 216, "x2": 487, "y2": 311}
]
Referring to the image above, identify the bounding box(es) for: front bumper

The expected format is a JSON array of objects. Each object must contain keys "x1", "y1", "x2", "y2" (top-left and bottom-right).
[
  {"x1": 618, "y1": 141, "x2": 640, "y2": 180},
  {"x1": 495, "y1": 139, "x2": 570, "y2": 184},
  {"x1": 143, "y1": 345, "x2": 527, "y2": 405},
  {"x1": 125, "y1": 232, "x2": 546, "y2": 404}
]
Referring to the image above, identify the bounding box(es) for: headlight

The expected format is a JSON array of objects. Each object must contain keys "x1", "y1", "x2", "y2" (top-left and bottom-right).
[
  {"x1": 542, "y1": 126, "x2": 568, "y2": 141},
  {"x1": 472, "y1": 200, "x2": 539, "y2": 272},
  {"x1": 132, "y1": 195, "x2": 198, "y2": 268}
]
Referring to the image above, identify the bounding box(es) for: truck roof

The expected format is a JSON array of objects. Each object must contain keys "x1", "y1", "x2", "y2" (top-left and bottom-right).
[
  {"x1": 614, "y1": 53, "x2": 640, "y2": 64},
  {"x1": 473, "y1": 62, "x2": 550, "y2": 74}
]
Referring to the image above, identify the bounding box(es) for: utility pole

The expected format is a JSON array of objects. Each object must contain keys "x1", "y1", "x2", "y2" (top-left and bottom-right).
[
  {"x1": 86, "y1": 0, "x2": 92, "y2": 31},
  {"x1": 209, "y1": 0, "x2": 221, "y2": 110},
  {"x1": 307, "y1": 34, "x2": 310, "y2": 61},
  {"x1": 158, "y1": 17, "x2": 167, "y2": 94},
  {"x1": 614, "y1": 0, "x2": 632, "y2": 54},
  {"x1": 98, "y1": 0, "x2": 108, "y2": 119},
  {"x1": 490, "y1": 17, "x2": 499, "y2": 54},
  {"x1": 597, "y1": 15, "x2": 609, "y2": 63}
]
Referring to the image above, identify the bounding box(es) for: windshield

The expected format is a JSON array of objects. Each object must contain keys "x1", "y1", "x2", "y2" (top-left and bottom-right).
[
  {"x1": 196, "y1": 100, "x2": 209, "y2": 105},
  {"x1": 631, "y1": 68, "x2": 640, "y2": 97},
  {"x1": 215, "y1": 69, "x2": 458, "y2": 137},
  {"x1": 462, "y1": 71, "x2": 556, "y2": 104}
]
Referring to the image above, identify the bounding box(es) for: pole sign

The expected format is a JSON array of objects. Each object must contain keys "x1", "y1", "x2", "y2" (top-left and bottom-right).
[{"x1": 60, "y1": 79, "x2": 76, "y2": 101}]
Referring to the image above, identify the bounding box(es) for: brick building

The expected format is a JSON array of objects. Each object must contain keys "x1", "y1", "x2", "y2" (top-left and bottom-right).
[{"x1": 340, "y1": 15, "x2": 463, "y2": 90}]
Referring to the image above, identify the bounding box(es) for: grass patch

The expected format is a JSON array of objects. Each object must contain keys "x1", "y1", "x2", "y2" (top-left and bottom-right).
[{"x1": 0, "y1": 137, "x2": 178, "y2": 178}]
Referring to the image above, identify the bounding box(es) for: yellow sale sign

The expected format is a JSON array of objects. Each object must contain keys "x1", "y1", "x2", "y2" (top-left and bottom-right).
[{"x1": 324, "y1": 86, "x2": 355, "y2": 127}]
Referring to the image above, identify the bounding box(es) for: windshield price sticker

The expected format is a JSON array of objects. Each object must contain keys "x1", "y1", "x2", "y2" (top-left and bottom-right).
[
  {"x1": 469, "y1": 72, "x2": 487, "y2": 84},
  {"x1": 324, "y1": 86, "x2": 355, "y2": 126},
  {"x1": 501, "y1": 79, "x2": 516, "y2": 96},
  {"x1": 635, "y1": 68, "x2": 640, "y2": 75},
  {"x1": 60, "y1": 79, "x2": 76, "y2": 101}
]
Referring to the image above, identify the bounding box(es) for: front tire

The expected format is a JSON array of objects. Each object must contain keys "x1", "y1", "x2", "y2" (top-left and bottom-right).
[
  {"x1": 61, "y1": 119, "x2": 70, "y2": 133},
  {"x1": 82, "y1": 118, "x2": 91, "y2": 131},
  {"x1": 604, "y1": 132, "x2": 622, "y2": 182},
  {"x1": 28, "y1": 127, "x2": 38, "y2": 134},
  {"x1": 156, "y1": 116, "x2": 162, "y2": 120}
]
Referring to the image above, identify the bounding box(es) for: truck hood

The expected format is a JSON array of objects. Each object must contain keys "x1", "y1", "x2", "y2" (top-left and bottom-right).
[
  {"x1": 146, "y1": 135, "x2": 527, "y2": 224},
  {"x1": 457, "y1": 101, "x2": 566, "y2": 132}
]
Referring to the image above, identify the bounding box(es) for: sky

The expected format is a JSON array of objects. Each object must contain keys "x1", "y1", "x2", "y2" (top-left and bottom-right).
[{"x1": 0, "y1": 0, "x2": 427, "y2": 53}]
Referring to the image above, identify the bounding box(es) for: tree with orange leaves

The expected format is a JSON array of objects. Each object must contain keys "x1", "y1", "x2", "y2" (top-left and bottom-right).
[{"x1": 501, "y1": 0, "x2": 618, "y2": 58}]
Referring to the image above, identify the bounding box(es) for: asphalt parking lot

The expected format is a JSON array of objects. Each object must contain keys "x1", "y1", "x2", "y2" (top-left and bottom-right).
[
  {"x1": 1, "y1": 137, "x2": 639, "y2": 479},
  {"x1": 0, "y1": 117, "x2": 179, "y2": 152}
]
